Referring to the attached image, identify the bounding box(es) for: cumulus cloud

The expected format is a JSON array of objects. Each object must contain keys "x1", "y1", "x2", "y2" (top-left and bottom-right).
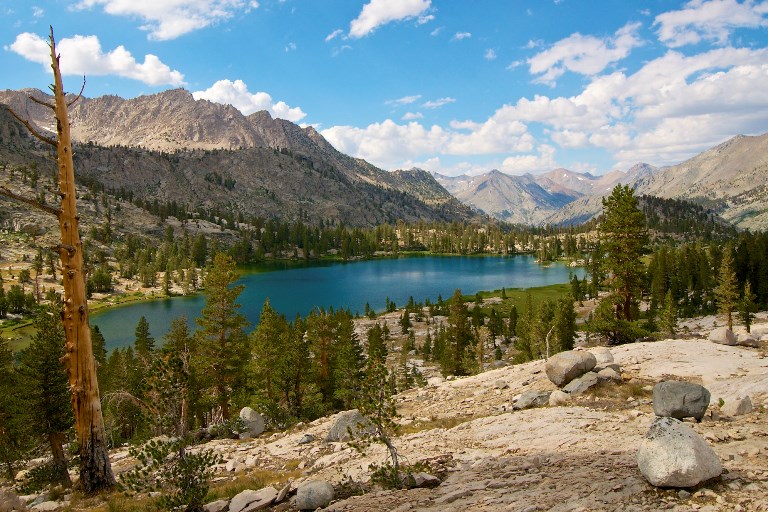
[
  {"x1": 9, "y1": 32, "x2": 185, "y2": 86},
  {"x1": 452, "y1": 32, "x2": 472, "y2": 41},
  {"x1": 74, "y1": 0, "x2": 257, "y2": 41},
  {"x1": 349, "y1": 0, "x2": 431, "y2": 38},
  {"x1": 402, "y1": 112, "x2": 423, "y2": 120},
  {"x1": 32, "y1": 6, "x2": 44, "y2": 17},
  {"x1": 654, "y1": 0, "x2": 768, "y2": 47},
  {"x1": 528, "y1": 22, "x2": 643, "y2": 85},
  {"x1": 484, "y1": 49, "x2": 497, "y2": 60},
  {"x1": 192, "y1": 79, "x2": 306, "y2": 121},
  {"x1": 501, "y1": 145, "x2": 557, "y2": 174}
]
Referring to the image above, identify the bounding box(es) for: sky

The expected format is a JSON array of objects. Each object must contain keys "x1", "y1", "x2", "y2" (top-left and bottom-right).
[{"x1": 2, "y1": 0, "x2": 768, "y2": 177}]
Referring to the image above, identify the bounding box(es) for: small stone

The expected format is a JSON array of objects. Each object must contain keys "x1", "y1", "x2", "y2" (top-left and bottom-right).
[
  {"x1": 513, "y1": 390, "x2": 551, "y2": 410},
  {"x1": 721, "y1": 396, "x2": 753, "y2": 417},
  {"x1": 203, "y1": 499, "x2": 229, "y2": 512},
  {"x1": 562, "y1": 372, "x2": 599, "y2": 395},
  {"x1": 678, "y1": 490, "x2": 691, "y2": 500},
  {"x1": 229, "y1": 487, "x2": 278, "y2": 512},
  {"x1": 298, "y1": 433, "x2": 315, "y2": 445},
  {"x1": 403, "y1": 472, "x2": 441, "y2": 488},
  {"x1": 549, "y1": 389, "x2": 570, "y2": 406}
]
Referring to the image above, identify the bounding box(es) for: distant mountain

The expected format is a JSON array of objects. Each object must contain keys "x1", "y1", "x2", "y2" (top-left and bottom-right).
[
  {"x1": 434, "y1": 164, "x2": 658, "y2": 226},
  {"x1": 434, "y1": 169, "x2": 575, "y2": 225},
  {"x1": 0, "y1": 89, "x2": 480, "y2": 227}
]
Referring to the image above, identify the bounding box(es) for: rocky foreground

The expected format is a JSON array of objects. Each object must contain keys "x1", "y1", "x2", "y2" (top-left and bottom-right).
[{"x1": 6, "y1": 314, "x2": 768, "y2": 512}]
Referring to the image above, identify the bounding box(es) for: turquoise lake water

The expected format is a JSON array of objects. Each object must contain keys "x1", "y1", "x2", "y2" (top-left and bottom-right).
[{"x1": 91, "y1": 254, "x2": 583, "y2": 350}]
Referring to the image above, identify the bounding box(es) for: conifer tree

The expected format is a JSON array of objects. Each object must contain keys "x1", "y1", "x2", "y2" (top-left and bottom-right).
[
  {"x1": 715, "y1": 245, "x2": 739, "y2": 331},
  {"x1": 134, "y1": 316, "x2": 155, "y2": 357},
  {"x1": 17, "y1": 303, "x2": 73, "y2": 487},
  {"x1": 659, "y1": 289, "x2": 678, "y2": 337},
  {"x1": 442, "y1": 289, "x2": 474, "y2": 376},
  {"x1": 738, "y1": 281, "x2": 757, "y2": 333},
  {"x1": 0, "y1": 340, "x2": 31, "y2": 480},
  {"x1": 194, "y1": 253, "x2": 249, "y2": 420},
  {"x1": 599, "y1": 185, "x2": 649, "y2": 321}
]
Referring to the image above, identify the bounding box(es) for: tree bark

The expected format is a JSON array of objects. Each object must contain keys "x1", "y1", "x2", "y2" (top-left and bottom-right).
[
  {"x1": 47, "y1": 27, "x2": 115, "y2": 493},
  {"x1": 48, "y1": 431, "x2": 72, "y2": 488}
]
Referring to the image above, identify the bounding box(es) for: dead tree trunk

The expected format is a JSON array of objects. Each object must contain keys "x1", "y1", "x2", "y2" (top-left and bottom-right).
[
  {"x1": 48, "y1": 27, "x2": 116, "y2": 494},
  {"x1": 0, "y1": 27, "x2": 116, "y2": 493}
]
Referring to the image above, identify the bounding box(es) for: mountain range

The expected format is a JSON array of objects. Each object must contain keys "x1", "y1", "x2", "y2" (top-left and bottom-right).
[
  {"x1": 1, "y1": 87, "x2": 767, "y2": 230},
  {"x1": 0, "y1": 89, "x2": 479, "y2": 227}
]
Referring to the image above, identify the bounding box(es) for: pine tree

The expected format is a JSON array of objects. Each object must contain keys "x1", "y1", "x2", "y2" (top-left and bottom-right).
[
  {"x1": 715, "y1": 245, "x2": 739, "y2": 331},
  {"x1": 442, "y1": 289, "x2": 474, "y2": 376},
  {"x1": 659, "y1": 290, "x2": 678, "y2": 337},
  {"x1": 0, "y1": 340, "x2": 32, "y2": 480},
  {"x1": 194, "y1": 253, "x2": 249, "y2": 420},
  {"x1": 17, "y1": 303, "x2": 74, "y2": 487},
  {"x1": 250, "y1": 299, "x2": 287, "y2": 405},
  {"x1": 599, "y1": 185, "x2": 649, "y2": 322},
  {"x1": 738, "y1": 281, "x2": 757, "y2": 333},
  {"x1": 134, "y1": 316, "x2": 155, "y2": 357}
]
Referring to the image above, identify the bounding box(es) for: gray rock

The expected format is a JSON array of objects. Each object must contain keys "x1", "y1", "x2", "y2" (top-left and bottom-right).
[
  {"x1": 403, "y1": 472, "x2": 441, "y2": 488},
  {"x1": 549, "y1": 389, "x2": 571, "y2": 406},
  {"x1": 721, "y1": 396, "x2": 753, "y2": 417},
  {"x1": 590, "y1": 347, "x2": 614, "y2": 365},
  {"x1": 513, "y1": 390, "x2": 551, "y2": 410},
  {"x1": 275, "y1": 480, "x2": 293, "y2": 503},
  {"x1": 545, "y1": 350, "x2": 597, "y2": 387},
  {"x1": 239, "y1": 407, "x2": 265, "y2": 437},
  {"x1": 229, "y1": 487, "x2": 278, "y2": 512},
  {"x1": 709, "y1": 327, "x2": 737, "y2": 346},
  {"x1": 295, "y1": 480, "x2": 334, "y2": 510},
  {"x1": 736, "y1": 333, "x2": 760, "y2": 348},
  {"x1": 31, "y1": 502, "x2": 59, "y2": 511},
  {"x1": 597, "y1": 367, "x2": 622, "y2": 381},
  {"x1": 427, "y1": 376, "x2": 445, "y2": 386},
  {"x1": 0, "y1": 489, "x2": 24, "y2": 512},
  {"x1": 203, "y1": 499, "x2": 229, "y2": 512},
  {"x1": 653, "y1": 381, "x2": 711, "y2": 421},
  {"x1": 298, "y1": 433, "x2": 315, "y2": 445},
  {"x1": 637, "y1": 417, "x2": 722, "y2": 488},
  {"x1": 324, "y1": 409, "x2": 374, "y2": 442},
  {"x1": 562, "y1": 372, "x2": 599, "y2": 395},
  {"x1": 494, "y1": 380, "x2": 509, "y2": 390}
]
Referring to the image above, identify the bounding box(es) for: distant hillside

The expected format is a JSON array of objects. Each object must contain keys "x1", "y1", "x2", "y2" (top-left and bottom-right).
[{"x1": 0, "y1": 90, "x2": 481, "y2": 227}]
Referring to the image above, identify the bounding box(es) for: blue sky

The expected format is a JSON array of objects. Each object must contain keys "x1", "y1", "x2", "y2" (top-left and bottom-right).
[{"x1": 2, "y1": 0, "x2": 768, "y2": 176}]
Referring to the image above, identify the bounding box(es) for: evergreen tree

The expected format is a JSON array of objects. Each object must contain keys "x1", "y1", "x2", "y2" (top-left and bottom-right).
[
  {"x1": 17, "y1": 304, "x2": 74, "y2": 487},
  {"x1": 553, "y1": 294, "x2": 577, "y2": 353},
  {"x1": 442, "y1": 289, "x2": 474, "y2": 376},
  {"x1": 715, "y1": 245, "x2": 739, "y2": 331},
  {"x1": 194, "y1": 253, "x2": 249, "y2": 420},
  {"x1": 739, "y1": 281, "x2": 757, "y2": 333},
  {"x1": 250, "y1": 299, "x2": 287, "y2": 406},
  {"x1": 134, "y1": 316, "x2": 155, "y2": 357},
  {"x1": 0, "y1": 340, "x2": 31, "y2": 480},
  {"x1": 599, "y1": 185, "x2": 649, "y2": 322},
  {"x1": 659, "y1": 289, "x2": 678, "y2": 337}
]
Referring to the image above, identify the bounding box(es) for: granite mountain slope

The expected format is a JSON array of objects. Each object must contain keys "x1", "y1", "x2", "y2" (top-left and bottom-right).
[{"x1": 0, "y1": 89, "x2": 478, "y2": 227}]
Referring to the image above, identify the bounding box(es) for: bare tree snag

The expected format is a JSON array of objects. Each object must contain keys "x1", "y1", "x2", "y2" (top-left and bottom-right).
[{"x1": 42, "y1": 27, "x2": 116, "y2": 493}]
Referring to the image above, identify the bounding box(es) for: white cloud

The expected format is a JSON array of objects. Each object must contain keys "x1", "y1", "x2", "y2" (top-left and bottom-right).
[
  {"x1": 32, "y1": 6, "x2": 44, "y2": 17},
  {"x1": 402, "y1": 112, "x2": 423, "y2": 120},
  {"x1": 528, "y1": 22, "x2": 643, "y2": 85},
  {"x1": 386, "y1": 94, "x2": 421, "y2": 106},
  {"x1": 654, "y1": 0, "x2": 768, "y2": 48},
  {"x1": 74, "y1": 0, "x2": 256, "y2": 41},
  {"x1": 192, "y1": 79, "x2": 306, "y2": 121},
  {"x1": 349, "y1": 0, "x2": 431, "y2": 38},
  {"x1": 284, "y1": 42, "x2": 296, "y2": 52},
  {"x1": 501, "y1": 145, "x2": 557, "y2": 174},
  {"x1": 430, "y1": 26, "x2": 443, "y2": 36},
  {"x1": 452, "y1": 32, "x2": 472, "y2": 41},
  {"x1": 325, "y1": 29, "x2": 344, "y2": 42},
  {"x1": 484, "y1": 49, "x2": 497, "y2": 60},
  {"x1": 423, "y1": 97, "x2": 456, "y2": 109},
  {"x1": 9, "y1": 32, "x2": 185, "y2": 86}
]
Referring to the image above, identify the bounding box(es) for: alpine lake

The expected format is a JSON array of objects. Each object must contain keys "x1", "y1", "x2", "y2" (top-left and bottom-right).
[{"x1": 91, "y1": 254, "x2": 585, "y2": 351}]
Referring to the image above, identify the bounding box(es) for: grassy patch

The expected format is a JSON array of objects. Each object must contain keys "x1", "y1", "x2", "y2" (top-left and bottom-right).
[
  {"x1": 399, "y1": 415, "x2": 475, "y2": 435},
  {"x1": 465, "y1": 283, "x2": 575, "y2": 316},
  {"x1": 204, "y1": 468, "x2": 302, "y2": 503}
]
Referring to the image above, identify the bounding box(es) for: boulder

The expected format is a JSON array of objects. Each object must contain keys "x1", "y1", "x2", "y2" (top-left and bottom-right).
[
  {"x1": 0, "y1": 489, "x2": 24, "y2": 512},
  {"x1": 590, "y1": 347, "x2": 614, "y2": 365},
  {"x1": 203, "y1": 499, "x2": 229, "y2": 512},
  {"x1": 298, "y1": 433, "x2": 315, "y2": 445},
  {"x1": 295, "y1": 480, "x2": 334, "y2": 510},
  {"x1": 549, "y1": 389, "x2": 571, "y2": 406},
  {"x1": 597, "y1": 367, "x2": 622, "y2": 382},
  {"x1": 513, "y1": 390, "x2": 551, "y2": 410},
  {"x1": 563, "y1": 372, "x2": 599, "y2": 395},
  {"x1": 736, "y1": 333, "x2": 760, "y2": 348},
  {"x1": 427, "y1": 376, "x2": 445, "y2": 386},
  {"x1": 324, "y1": 409, "x2": 374, "y2": 442},
  {"x1": 229, "y1": 487, "x2": 278, "y2": 512},
  {"x1": 239, "y1": 407, "x2": 265, "y2": 437},
  {"x1": 403, "y1": 472, "x2": 441, "y2": 488},
  {"x1": 637, "y1": 417, "x2": 722, "y2": 488},
  {"x1": 31, "y1": 503, "x2": 59, "y2": 512},
  {"x1": 721, "y1": 396, "x2": 753, "y2": 417},
  {"x1": 653, "y1": 381, "x2": 710, "y2": 422},
  {"x1": 708, "y1": 327, "x2": 737, "y2": 346},
  {"x1": 545, "y1": 350, "x2": 597, "y2": 387}
]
